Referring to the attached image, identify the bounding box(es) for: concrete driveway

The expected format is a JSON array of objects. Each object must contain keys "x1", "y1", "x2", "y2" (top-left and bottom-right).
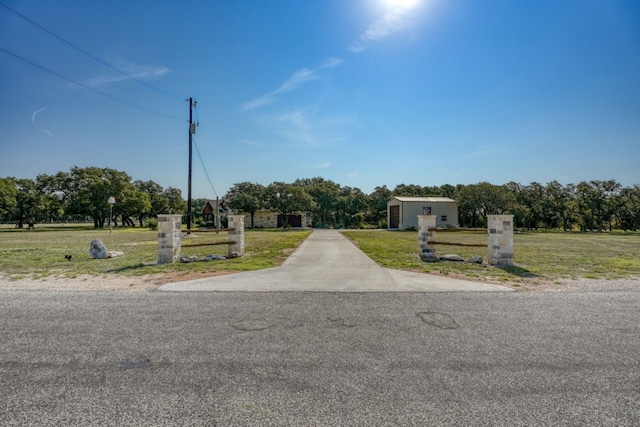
[{"x1": 160, "y1": 230, "x2": 512, "y2": 292}]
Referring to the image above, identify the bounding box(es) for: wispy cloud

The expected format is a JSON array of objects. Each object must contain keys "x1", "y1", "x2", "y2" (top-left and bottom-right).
[
  {"x1": 243, "y1": 57, "x2": 343, "y2": 110},
  {"x1": 461, "y1": 144, "x2": 504, "y2": 161},
  {"x1": 274, "y1": 108, "x2": 354, "y2": 148},
  {"x1": 85, "y1": 64, "x2": 168, "y2": 87},
  {"x1": 304, "y1": 161, "x2": 332, "y2": 169},
  {"x1": 349, "y1": 2, "x2": 424, "y2": 52},
  {"x1": 32, "y1": 107, "x2": 52, "y2": 136}
]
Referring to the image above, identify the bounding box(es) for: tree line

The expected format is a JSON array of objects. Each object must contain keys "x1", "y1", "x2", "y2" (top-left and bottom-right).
[{"x1": 1, "y1": 167, "x2": 639, "y2": 231}]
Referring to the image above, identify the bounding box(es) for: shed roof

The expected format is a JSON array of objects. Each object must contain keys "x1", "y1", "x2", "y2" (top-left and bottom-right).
[{"x1": 391, "y1": 197, "x2": 456, "y2": 203}]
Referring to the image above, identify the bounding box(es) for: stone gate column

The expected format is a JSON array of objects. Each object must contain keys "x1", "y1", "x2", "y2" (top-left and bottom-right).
[
  {"x1": 228, "y1": 215, "x2": 245, "y2": 257},
  {"x1": 418, "y1": 215, "x2": 437, "y2": 259},
  {"x1": 488, "y1": 215, "x2": 514, "y2": 266},
  {"x1": 157, "y1": 214, "x2": 182, "y2": 264}
]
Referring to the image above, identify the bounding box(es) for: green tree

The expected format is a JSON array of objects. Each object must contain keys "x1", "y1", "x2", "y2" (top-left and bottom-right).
[
  {"x1": 457, "y1": 182, "x2": 516, "y2": 228},
  {"x1": 163, "y1": 187, "x2": 187, "y2": 215},
  {"x1": 1, "y1": 178, "x2": 47, "y2": 228},
  {"x1": 306, "y1": 179, "x2": 340, "y2": 228},
  {"x1": 335, "y1": 186, "x2": 367, "y2": 228},
  {"x1": 225, "y1": 182, "x2": 266, "y2": 228},
  {"x1": 0, "y1": 177, "x2": 18, "y2": 224},
  {"x1": 134, "y1": 180, "x2": 170, "y2": 225},
  {"x1": 613, "y1": 185, "x2": 640, "y2": 231},
  {"x1": 35, "y1": 173, "x2": 68, "y2": 223},
  {"x1": 545, "y1": 181, "x2": 575, "y2": 231},
  {"x1": 366, "y1": 185, "x2": 392, "y2": 225},
  {"x1": 267, "y1": 182, "x2": 314, "y2": 228},
  {"x1": 392, "y1": 183, "x2": 424, "y2": 197},
  {"x1": 64, "y1": 167, "x2": 134, "y2": 228}
]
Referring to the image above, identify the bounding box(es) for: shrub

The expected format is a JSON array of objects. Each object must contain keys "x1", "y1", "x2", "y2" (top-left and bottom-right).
[{"x1": 147, "y1": 219, "x2": 158, "y2": 230}]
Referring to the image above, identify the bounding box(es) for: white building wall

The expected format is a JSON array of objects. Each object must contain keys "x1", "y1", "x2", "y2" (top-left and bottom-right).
[{"x1": 387, "y1": 198, "x2": 459, "y2": 229}]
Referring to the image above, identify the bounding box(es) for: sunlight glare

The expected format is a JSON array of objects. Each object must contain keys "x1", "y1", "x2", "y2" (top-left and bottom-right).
[{"x1": 384, "y1": 0, "x2": 421, "y2": 9}]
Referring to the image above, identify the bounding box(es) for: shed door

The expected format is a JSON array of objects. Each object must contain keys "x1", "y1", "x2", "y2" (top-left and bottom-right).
[{"x1": 389, "y1": 206, "x2": 399, "y2": 228}]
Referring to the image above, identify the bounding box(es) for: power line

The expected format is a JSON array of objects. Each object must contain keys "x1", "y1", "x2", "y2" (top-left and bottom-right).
[
  {"x1": 0, "y1": 1, "x2": 183, "y2": 101},
  {"x1": 0, "y1": 47, "x2": 179, "y2": 120},
  {"x1": 193, "y1": 136, "x2": 219, "y2": 199}
]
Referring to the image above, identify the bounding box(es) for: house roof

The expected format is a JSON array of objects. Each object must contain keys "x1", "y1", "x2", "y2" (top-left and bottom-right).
[
  {"x1": 202, "y1": 199, "x2": 228, "y2": 213},
  {"x1": 391, "y1": 197, "x2": 456, "y2": 203}
]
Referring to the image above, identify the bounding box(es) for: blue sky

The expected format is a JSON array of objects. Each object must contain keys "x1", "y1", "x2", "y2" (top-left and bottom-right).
[{"x1": 1, "y1": 0, "x2": 639, "y2": 199}]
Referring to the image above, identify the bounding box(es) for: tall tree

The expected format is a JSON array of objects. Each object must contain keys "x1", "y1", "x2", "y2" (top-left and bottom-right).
[
  {"x1": 225, "y1": 182, "x2": 266, "y2": 228},
  {"x1": 64, "y1": 167, "x2": 133, "y2": 228},
  {"x1": 163, "y1": 187, "x2": 187, "y2": 215},
  {"x1": 267, "y1": 182, "x2": 314, "y2": 228},
  {"x1": 0, "y1": 177, "x2": 18, "y2": 224},
  {"x1": 545, "y1": 181, "x2": 575, "y2": 231},
  {"x1": 457, "y1": 182, "x2": 516, "y2": 228},
  {"x1": 366, "y1": 185, "x2": 392, "y2": 225},
  {"x1": 307, "y1": 179, "x2": 340, "y2": 228}
]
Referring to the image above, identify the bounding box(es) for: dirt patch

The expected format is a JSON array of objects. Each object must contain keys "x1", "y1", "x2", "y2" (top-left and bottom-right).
[{"x1": 0, "y1": 270, "x2": 240, "y2": 292}]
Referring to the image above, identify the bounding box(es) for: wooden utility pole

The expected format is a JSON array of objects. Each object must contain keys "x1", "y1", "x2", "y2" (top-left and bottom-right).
[{"x1": 187, "y1": 97, "x2": 195, "y2": 233}]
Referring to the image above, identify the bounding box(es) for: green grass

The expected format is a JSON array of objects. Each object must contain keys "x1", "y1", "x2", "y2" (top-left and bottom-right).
[
  {"x1": 342, "y1": 229, "x2": 640, "y2": 284},
  {"x1": 2, "y1": 224, "x2": 639, "y2": 287},
  {"x1": 0, "y1": 224, "x2": 311, "y2": 280}
]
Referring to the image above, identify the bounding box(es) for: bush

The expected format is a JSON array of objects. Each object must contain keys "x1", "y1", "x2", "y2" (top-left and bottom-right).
[{"x1": 147, "y1": 219, "x2": 158, "y2": 230}]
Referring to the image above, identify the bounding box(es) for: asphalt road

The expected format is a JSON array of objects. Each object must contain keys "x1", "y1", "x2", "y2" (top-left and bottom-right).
[{"x1": 1, "y1": 289, "x2": 639, "y2": 426}]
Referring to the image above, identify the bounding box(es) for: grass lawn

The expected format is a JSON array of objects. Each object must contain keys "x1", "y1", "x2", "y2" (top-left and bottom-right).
[
  {"x1": 0, "y1": 224, "x2": 311, "y2": 281},
  {"x1": 342, "y1": 229, "x2": 640, "y2": 285},
  {"x1": 2, "y1": 224, "x2": 639, "y2": 287}
]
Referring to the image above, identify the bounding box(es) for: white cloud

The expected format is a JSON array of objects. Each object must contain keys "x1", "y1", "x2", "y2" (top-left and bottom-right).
[
  {"x1": 304, "y1": 161, "x2": 332, "y2": 169},
  {"x1": 349, "y1": 2, "x2": 424, "y2": 52},
  {"x1": 85, "y1": 64, "x2": 169, "y2": 87},
  {"x1": 273, "y1": 108, "x2": 354, "y2": 148},
  {"x1": 32, "y1": 107, "x2": 52, "y2": 136},
  {"x1": 461, "y1": 144, "x2": 504, "y2": 161},
  {"x1": 243, "y1": 57, "x2": 343, "y2": 111}
]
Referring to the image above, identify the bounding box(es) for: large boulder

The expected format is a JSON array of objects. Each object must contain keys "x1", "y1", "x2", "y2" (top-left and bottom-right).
[
  {"x1": 89, "y1": 239, "x2": 108, "y2": 259},
  {"x1": 420, "y1": 252, "x2": 440, "y2": 262}
]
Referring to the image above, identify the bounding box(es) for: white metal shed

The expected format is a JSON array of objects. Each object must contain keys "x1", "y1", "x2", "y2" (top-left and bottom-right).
[{"x1": 387, "y1": 197, "x2": 458, "y2": 229}]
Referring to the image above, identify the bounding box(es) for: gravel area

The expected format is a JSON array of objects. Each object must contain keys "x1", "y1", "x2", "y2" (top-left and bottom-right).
[{"x1": 0, "y1": 273, "x2": 637, "y2": 293}]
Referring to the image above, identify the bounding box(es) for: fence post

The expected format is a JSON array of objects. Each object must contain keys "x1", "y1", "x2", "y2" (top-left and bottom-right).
[
  {"x1": 228, "y1": 215, "x2": 245, "y2": 257},
  {"x1": 157, "y1": 214, "x2": 183, "y2": 264},
  {"x1": 418, "y1": 215, "x2": 437, "y2": 258},
  {"x1": 487, "y1": 215, "x2": 514, "y2": 266}
]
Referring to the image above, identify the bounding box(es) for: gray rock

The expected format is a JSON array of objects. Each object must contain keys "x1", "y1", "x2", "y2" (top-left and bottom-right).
[
  {"x1": 420, "y1": 252, "x2": 440, "y2": 262},
  {"x1": 180, "y1": 255, "x2": 199, "y2": 263},
  {"x1": 89, "y1": 239, "x2": 108, "y2": 259},
  {"x1": 468, "y1": 255, "x2": 483, "y2": 264},
  {"x1": 107, "y1": 251, "x2": 124, "y2": 258},
  {"x1": 227, "y1": 251, "x2": 242, "y2": 259},
  {"x1": 205, "y1": 254, "x2": 225, "y2": 261},
  {"x1": 440, "y1": 254, "x2": 465, "y2": 262}
]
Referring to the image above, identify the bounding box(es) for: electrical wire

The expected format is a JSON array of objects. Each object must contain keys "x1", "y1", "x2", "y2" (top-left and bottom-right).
[
  {"x1": 0, "y1": 47, "x2": 179, "y2": 120},
  {"x1": 192, "y1": 136, "x2": 219, "y2": 199},
  {"x1": 0, "y1": 1, "x2": 183, "y2": 101}
]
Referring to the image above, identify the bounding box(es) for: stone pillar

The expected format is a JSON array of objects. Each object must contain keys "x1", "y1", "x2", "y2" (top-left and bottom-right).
[
  {"x1": 488, "y1": 215, "x2": 514, "y2": 266},
  {"x1": 157, "y1": 214, "x2": 182, "y2": 264},
  {"x1": 418, "y1": 215, "x2": 437, "y2": 258},
  {"x1": 227, "y1": 215, "x2": 245, "y2": 257}
]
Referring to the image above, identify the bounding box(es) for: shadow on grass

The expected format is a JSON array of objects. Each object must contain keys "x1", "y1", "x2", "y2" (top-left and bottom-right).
[
  {"x1": 495, "y1": 264, "x2": 539, "y2": 278},
  {"x1": 106, "y1": 263, "x2": 155, "y2": 274}
]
